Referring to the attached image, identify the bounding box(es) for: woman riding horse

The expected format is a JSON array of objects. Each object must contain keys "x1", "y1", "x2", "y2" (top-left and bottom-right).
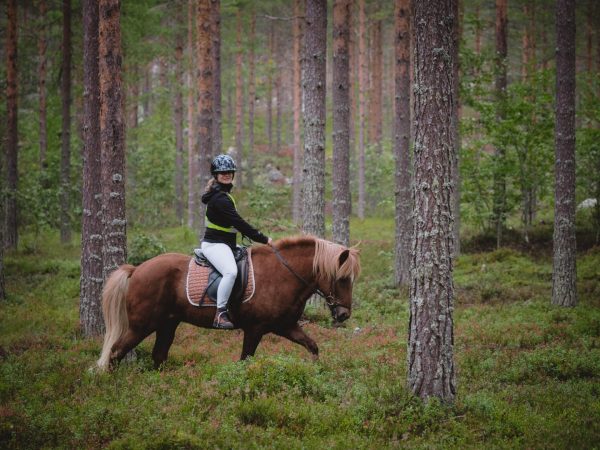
[
  {"x1": 201, "y1": 154, "x2": 273, "y2": 329},
  {"x1": 97, "y1": 236, "x2": 361, "y2": 371}
]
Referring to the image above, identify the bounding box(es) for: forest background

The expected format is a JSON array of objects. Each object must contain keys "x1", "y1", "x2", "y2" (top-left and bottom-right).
[{"x1": 1, "y1": 0, "x2": 600, "y2": 448}]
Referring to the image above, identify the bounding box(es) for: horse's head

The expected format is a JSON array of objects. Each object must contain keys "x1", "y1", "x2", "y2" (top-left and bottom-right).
[{"x1": 313, "y1": 241, "x2": 361, "y2": 324}]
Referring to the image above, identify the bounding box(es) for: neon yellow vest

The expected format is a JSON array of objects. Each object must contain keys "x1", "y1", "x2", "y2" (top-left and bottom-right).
[{"x1": 206, "y1": 193, "x2": 238, "y2": 233}]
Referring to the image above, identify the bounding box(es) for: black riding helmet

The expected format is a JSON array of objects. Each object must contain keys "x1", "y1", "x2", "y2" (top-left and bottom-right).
[{"x1": 211, "y1": 154, "x2": 237, "y2": 177}]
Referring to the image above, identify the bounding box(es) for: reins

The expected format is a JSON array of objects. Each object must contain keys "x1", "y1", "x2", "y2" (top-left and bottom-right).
[{"x1": 270, "y1": 245, "x2": 338, "y2": 307}]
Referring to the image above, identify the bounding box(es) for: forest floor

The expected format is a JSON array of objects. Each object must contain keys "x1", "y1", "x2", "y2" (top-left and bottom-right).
[{"x1": 1, "y1": 221, "x2": 599, "y2": 449}]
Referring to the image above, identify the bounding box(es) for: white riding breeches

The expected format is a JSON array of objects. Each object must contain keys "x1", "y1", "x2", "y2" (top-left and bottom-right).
[{"x1": 200, "y1": 242, "x2": 238, "y2": 309}]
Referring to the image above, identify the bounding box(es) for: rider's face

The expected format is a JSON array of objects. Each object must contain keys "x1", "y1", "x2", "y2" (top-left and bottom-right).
[{"x1": 217, "y1": 172, "x2": 234, "y2": 184}]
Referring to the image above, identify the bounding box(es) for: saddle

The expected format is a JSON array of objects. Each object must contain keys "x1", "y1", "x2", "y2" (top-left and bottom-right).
[{"x1": 186, "y1": 246, "x2": 255, "y2": 307}]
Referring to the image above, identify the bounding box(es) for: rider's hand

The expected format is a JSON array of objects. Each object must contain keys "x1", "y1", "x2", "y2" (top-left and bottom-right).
[{"x1": 267, "y1": 237, "x2": 273, "y2": 246}]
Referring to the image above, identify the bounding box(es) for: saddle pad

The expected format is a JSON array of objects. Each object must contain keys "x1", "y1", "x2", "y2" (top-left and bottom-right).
[{"x1": 186, "y1": 248, "x2": 255, "y2": 307}]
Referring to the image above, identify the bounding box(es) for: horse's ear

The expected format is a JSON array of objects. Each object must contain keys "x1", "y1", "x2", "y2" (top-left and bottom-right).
[{"x1": 339, "y1": 249, "x2": 350, "y2": 267}]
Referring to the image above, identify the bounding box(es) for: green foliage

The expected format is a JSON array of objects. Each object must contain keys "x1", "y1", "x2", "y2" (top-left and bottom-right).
[{"x1": 128, "y1": 233, "x2": 166, "y2": 265}]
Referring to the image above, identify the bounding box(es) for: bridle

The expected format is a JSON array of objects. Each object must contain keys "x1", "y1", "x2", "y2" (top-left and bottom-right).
[{"x1": 271, "y1": 245, "x2": 343, "y2": 312}]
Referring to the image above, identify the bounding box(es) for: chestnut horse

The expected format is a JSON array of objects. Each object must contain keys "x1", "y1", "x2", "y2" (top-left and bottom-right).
[{"x1": 97, "y1": 236, "x2": 360, "y2": 370}]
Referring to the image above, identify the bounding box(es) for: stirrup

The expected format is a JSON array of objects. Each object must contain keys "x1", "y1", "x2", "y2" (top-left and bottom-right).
[{"x1": 213, "y1": 308, "x2": 235, "y2": 329}]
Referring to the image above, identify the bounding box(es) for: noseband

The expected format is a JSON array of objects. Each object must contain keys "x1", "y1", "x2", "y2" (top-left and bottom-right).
[{"x1": 271, "y1": 245, "x2": 343, "y2": 312}]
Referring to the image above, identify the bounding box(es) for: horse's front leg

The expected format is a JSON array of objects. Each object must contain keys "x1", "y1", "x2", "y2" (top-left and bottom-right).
[
  {"x1": 240, "y1": 327, "x2": 265, "y2": 360},
  {"x1": 275, "y1": 324, "x2": 319, "y2": 360},
  {"x1": 152, "y1": 319, "x2": 179, "y2": 369}
]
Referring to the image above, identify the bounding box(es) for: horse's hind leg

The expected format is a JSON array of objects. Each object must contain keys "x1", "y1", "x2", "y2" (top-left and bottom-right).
[
  {"x1": 109, "y1": 327, "x2": 152, "y2": 369},
  {"x1": 275, "y1": 324, "x2": 319, "y2": 360},
  {"x1": 152, "y1": 320, "x2": 179, "y2": 369}
]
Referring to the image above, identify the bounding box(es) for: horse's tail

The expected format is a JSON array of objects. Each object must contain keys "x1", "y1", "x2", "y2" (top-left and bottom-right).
[{"x1": 97, "y1": 264, "x2": 136, "y2": 371}]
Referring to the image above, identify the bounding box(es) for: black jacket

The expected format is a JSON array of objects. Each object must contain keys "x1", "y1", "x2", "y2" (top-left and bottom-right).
[{"x1": 201, "y1": 182, "x2": 269, "y2": 250}]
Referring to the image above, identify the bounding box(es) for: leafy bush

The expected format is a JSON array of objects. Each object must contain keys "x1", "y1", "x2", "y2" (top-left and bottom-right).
[{"x1": 128, "y1": 234, "x2": 166, "y2": 265}]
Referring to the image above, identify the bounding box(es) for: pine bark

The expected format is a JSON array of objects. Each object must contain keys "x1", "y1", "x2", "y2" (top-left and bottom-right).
[
  {"x1": 234, "y1": 10, "x2": 244, "y2": 186},
  {"x1": 212, "y1": 0, "x2": 222, "y2": 156},
  {"x1": 332, "y1": 0, "x2": 351, "y2": 247},
  {"x1": 187, "y1": 0, "x2": 197, "y2": 228},
  {"x1": 452, "y1": 0, "x2": 461, "y2": 256},
  {"x1": 247, "y1": 12, "x2": 256, "y2": 187},
  {"x1": 408, "y1": 0, "x2": 457, "y2": 403},
  {"x1": 492, "y1": 0, "x2": 508, "y2": 248},
  {"x1": 38, "y1": 0, "x2": 48, "y2": 174},
  {"x1": 394, "y1": 0, "x2": 412, "y2": 287},
  {"x1": 196, "y1": 0, "x2": 214, "y2": 241},
  {"x1": 267, "y1": 23, "x2": 274, "y2": 154},
  {"x1": 60, "y1": 0, "x2": 72, "y2": 244},
  {"x1": 80, "y1": 0, "x2": 104, "y2": 336},
  {"x1": 370, "y1": 19, "x2": 383, "y2": 154},
  {"x1": 292, "y1": 0, "x2": 304, "y2": 225},
  {"x1": 5, "y1": 0, "x2": 18, "y2": 249},
  {"x1": 357, "y1": 0, "x2": 366, "y2": 219},
  {"x1": 99, "y1": 0, "x2": 127, "y2": 278},
  {"x1": 552, "y1": 0, "x2": 577, "y2": 307},
  {"x1": 174, "y1": 9, "x2": 185, "y2": 225},
  {"x1": 302, "y1": 0, "x2": 327, "y2": 237}
]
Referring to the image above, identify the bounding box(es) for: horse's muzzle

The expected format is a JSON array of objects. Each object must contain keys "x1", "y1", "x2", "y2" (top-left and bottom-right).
[{"x1": 333, "y1": 306, "x2": 351, "y2": 323}]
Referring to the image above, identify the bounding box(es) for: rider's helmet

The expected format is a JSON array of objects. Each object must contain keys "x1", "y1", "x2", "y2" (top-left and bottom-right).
[{"x1": 211, "y1": 154, "x2": 237, "y2": 175}]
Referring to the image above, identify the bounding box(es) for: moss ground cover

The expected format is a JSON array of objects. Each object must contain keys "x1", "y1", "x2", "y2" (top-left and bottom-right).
[{"x1": 1, "y1": 223, "x2": 599, "y2": 449}]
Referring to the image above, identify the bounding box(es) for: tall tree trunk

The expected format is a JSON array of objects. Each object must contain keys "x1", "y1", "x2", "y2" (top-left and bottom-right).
[
  {"x1": 174, "y1": 9, "x2": 185, "y2": 225},
  {"x1": 408, "y1": 0, "x2": 457, "y2": 403},
  {"x1": 234, "y1": 10, "x2": 244, "y2": 186},
  {"x1": 292, "y1": 0, "x2": 304, "y2": 225},
  {"x1": 370, "y1": 18, "x2": 383, "y2": 154},
  {"x1": 5, "y1": 0, "x2": 18, "y2": 249},
  {"x1": 275, "y1": 41, "x2": 283, "y2": 154},
  {"x1": 394, "y1": 0, "x2": 412, "y2": 287},
  {"x1": 143, "y1": 64, "x2": 151, "y2": 119},
  {"x1": 187, "y1": 0, "x2": 197, "y2": 228},
  {"x1": 585, "y1": 0, "x2": 592, "y2": 73},
  {"x1": 357, "y1": 0, "x2": 366, "y2": 219},
  {"x1": 492, "y1": 0, "x2": 508, "y2": 248},
  {"x1": 80, "y1": 0, "x2": 104, "y2": 336},
  {"x1": 302, "y1": 0, "x2": 327, "y2": 237},
  {"x1": 332, "y1": 0, "x2": 351, "y2": 247},
  {"x1": 348, "y1": 1, "x2": 356, "y2": 182},
  {"x1": 60, "y1": 0, "x2": 72, "y2": 244},
  {"x1": 196, "y1": 0, "x2": 214, "y2": 241},
  {"x1": 99, "y1": 0, "x2": 126, "y2": 277},
  {"x1": 212, "y1": 0, "x2": 222, "y2": 156},
  {"x1": 247, "y1": 11, "x2": 256, "y2": 187},
  {"x1": 38, "y1": 0, "x2": 48, "y2": 175},
  {"x1": 129, "y1": 63, "x2": 139, "y2": 129},
  {"x1": 267, "y1": 22, "x2": 274, "y2": 154},
  {"x1": 452, "y1": 0, "x2": 461, "y2": 256},
  {"x1": 552, "y1": 0, "x2": 577, "y2": 307}
]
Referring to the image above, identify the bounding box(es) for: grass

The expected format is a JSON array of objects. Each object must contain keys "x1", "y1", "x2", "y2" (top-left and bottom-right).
[{"x1": 1, "y1": 223, "x2": 599, "y2": 449}]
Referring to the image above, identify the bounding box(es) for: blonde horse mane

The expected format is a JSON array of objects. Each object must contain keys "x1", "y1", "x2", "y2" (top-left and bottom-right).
[
  {"x1": 266, "y1": 235, "x2": 361, "y2": 283},
  {"x1": 313, "y1": 238, "x2": 361, "y2": 283}
]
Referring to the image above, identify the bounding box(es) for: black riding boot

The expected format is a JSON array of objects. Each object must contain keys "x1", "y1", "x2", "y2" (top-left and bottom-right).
[{"x1": 213, "y1": 307, "x2": 235, "y2": 329}]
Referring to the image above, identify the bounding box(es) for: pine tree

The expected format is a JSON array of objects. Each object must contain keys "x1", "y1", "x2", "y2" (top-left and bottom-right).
[
  {"x1": 196, "y1": 0, "x2": 215, "y2": 240},
  {"x1": 5, "y1": 0, "x2": 19, "y2": 249},
  {"x1": 302, "y1": 0, "x2": 327, "y2": 237},
  {"x1": 99, "y1": 0, "x2": 127, "y2": 278},
  {"x1": 408, "y1": 0, "x2": 457, "y2": 403},
  {"x1": 80, "y1": 0, "x2": 104, "y2": 336},
  {"x1": 292, "y1": 0, "x2": 304, "y2": 225},
  {"x1": 332, "y1": 0, "x2": 351, "y2": 247},
  {"x1": 492, "y1": 0, "x2": 508, "y2": 248},
  {"x1": 38, "y1": 0, "x2": 48, "y2": 175},
  {"x1": 552, "y1": 0, "x2": 577, "y2": 307},
  {"x1": 394, "y1": 0, "x2": 412, "y2": 287},
  {"x1": 60, "y1": 0, "x2": 72, "y2": 244}
]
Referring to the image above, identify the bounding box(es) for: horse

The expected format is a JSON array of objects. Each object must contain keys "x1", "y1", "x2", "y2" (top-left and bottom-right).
[{"x1": 96, "y1": 235, "x2": 361, "y2": 371}]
